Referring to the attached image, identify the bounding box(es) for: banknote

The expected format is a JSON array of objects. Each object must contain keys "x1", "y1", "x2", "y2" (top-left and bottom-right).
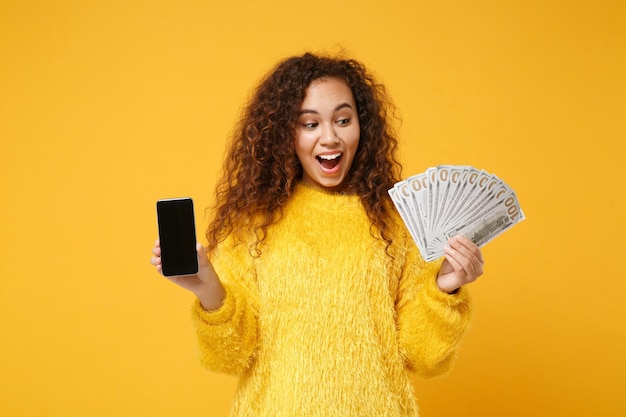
[{"x1": 389, "y1": 165, "x2": 525, "y2": 261}]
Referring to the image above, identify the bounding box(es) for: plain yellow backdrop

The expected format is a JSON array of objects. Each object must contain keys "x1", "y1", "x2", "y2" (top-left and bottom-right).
[{"x1": 1, "y1": 0, "x2": 625, "y2": 416}]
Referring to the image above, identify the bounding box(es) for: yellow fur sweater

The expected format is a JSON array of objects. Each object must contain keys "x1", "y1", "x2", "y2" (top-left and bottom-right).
[{"x1": 192, "y1": 183, "x2": 472, "y2": 417}]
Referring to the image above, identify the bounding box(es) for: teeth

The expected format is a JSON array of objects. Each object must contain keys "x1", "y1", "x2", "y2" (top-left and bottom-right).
[{"x1": 318, "y1": 153, "x2": 341, "y2": 160}]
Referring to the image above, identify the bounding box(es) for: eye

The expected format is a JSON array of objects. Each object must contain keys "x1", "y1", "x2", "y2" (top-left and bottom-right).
[
  {"x1": 302, "y1": 122, "x2": 318, "y2": 129},
  {"x1": 336, "y1": 118, "x2": 350, "y2": 126}
]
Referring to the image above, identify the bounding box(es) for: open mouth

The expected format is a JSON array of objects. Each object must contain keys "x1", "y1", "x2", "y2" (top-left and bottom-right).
[{"x1": 316, "y1": 152, "x2": 343, "y2": 170}]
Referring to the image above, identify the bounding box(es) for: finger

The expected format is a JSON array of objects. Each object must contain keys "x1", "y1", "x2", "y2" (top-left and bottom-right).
[
  {"x1": 438, "y1": 257, "x2": 453, "y2": 274},
  {"x1": 451, "y1": 235, "x2": 478, "y2": 253},
  {"x1": 443, "y1": 248, "x2": 464, "y2": 273},
  {"x1": 197, "y1": 243, "x2": 210, "y2": 266},
  {"x1": 456, "y1": 235, "x2": 484, "y2": 264},
  {"x1": 444, "y1": 244, "x2": 476, "y2": 279},
  {"x1": 452, "y1": 235, "x2": 485, "y2": 275},
  {"x1": 449, "y1": 236, "x2": 483, "y2": 265},
  {"x1": 155, "y1": 238, "x2": 160, "y2": 247},
  {"x1": 152, "y1": 245, "x2": 161, "y2": 256},
  {"x1": 447, "y1": 240, "x2": 484, "y2": 279}
]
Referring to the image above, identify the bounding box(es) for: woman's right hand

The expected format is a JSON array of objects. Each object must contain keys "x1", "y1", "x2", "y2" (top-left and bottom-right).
[{"x1": 151, "y1": 239, "x2": 226, "y2": 311}]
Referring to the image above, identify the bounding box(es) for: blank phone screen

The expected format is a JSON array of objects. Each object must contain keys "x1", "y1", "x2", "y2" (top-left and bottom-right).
[{"x1": 156, "y1": 198, "x2": 198, "y2": 276}]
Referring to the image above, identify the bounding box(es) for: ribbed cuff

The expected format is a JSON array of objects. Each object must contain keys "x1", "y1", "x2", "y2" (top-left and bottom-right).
[{"x1": 191, "y1": 285, "x2": 236, "y2": 325}]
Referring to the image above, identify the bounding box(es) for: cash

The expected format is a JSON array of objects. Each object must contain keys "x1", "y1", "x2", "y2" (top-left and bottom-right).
[{"x1": 389, "y1": 165, "x2": 525, "y2": 261}]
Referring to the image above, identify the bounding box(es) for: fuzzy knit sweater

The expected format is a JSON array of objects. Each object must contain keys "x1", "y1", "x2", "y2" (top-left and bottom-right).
[{"x1": 191, "y1": 183, "x2": 472, "y2": 417}]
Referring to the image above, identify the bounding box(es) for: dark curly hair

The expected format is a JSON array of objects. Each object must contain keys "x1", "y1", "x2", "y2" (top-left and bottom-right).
[{"x1": 206, "y1": 52, "x2": 402, "y2": 255}]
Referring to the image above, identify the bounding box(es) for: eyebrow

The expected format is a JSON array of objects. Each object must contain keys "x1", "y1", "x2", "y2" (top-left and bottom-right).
[{"x1": 298, "y1": 103, "x2": 354, "y2": 116}]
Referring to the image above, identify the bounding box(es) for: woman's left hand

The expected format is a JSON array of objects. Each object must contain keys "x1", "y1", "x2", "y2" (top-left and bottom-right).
[{"x1": 436, "y1": 235, "x2": 485, "y2": 294}]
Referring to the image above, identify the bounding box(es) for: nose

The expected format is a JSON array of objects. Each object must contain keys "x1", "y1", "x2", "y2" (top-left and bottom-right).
[{"x1": 319, "y1": 122, "x2": 340, "y2": 145}]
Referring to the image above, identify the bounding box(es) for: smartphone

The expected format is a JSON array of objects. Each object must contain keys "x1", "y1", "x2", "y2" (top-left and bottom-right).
[{"x1": 156, "y1": 198, "x2": 199, "y2": 276}]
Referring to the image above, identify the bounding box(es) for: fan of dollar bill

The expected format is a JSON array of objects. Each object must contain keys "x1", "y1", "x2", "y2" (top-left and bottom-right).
[{"x1": 389, "y1": 165, "x2": 525, "y2": 261}]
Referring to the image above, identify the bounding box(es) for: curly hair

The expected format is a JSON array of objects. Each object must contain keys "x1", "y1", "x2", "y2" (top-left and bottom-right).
[{"x1": 206, "y1": 52, "x2": 403, "y2": 255}]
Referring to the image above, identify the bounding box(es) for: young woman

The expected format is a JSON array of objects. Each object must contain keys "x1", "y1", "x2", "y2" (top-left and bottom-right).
[{"x1": 151, "y1": 52, "x2": 484, "y2": 417}]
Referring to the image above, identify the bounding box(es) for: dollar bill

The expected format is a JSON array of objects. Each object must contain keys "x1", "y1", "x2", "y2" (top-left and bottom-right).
[{"x1": 388, "y1": 165, "x2": 525, "y2": 261}]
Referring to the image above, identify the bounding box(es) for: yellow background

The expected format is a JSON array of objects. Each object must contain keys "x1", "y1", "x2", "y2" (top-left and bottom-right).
[{"x1": 1, "y1": 1, "x2": 624, "y2": 416}]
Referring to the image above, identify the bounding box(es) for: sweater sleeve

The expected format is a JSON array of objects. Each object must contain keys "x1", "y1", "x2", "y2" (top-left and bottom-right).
[
  {"x1": 190, "y1": 236, "x2": 259, "y2": 376},
  {"x1": 395, "y1": 235, "x2": 472, "y2": 378}
]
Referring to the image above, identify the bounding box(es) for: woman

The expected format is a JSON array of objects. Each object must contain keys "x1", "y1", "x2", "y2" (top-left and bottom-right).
[{"x1": 151, "y1": 52, "x2": 484, "y2": 416}]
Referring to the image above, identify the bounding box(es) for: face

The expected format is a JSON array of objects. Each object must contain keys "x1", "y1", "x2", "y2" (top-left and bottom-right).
[{"x1": 294, "y1": 77, "x2": 360, "y2": 193}]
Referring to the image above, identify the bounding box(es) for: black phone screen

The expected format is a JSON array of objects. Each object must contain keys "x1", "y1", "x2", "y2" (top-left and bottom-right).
[{"x1": 156, "y1": 198, "x2": 199, "y2": 276}]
